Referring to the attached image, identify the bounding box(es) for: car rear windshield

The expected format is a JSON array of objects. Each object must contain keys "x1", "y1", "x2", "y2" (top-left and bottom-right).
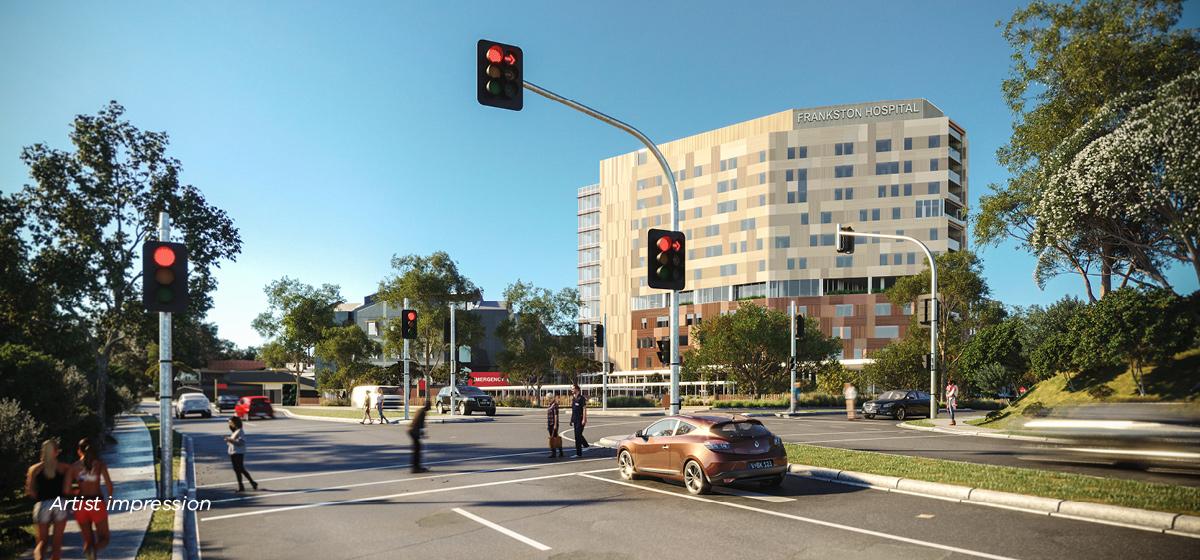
[
  {"x1": 712, "y1": 421, "x2": 771, "y2": 438},
  {"x1": 878, "y1": 391, "x2": 906, "y2": 400}
]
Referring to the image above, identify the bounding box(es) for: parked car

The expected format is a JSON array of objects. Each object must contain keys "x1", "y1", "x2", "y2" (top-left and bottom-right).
[
  {"x1": 216, "y1": 394, "x2": 239, "y2": 412},
  {"x1": 615, "y1": 414, "x2": 787, "y2": 495},
  {"x1": 435, "y1": 385, "x2": 496, "y2": 416},
  {"x1": 862, "y1": 390, "x2": 933, "y2": 420},
  {"x1": 174, "y1": 393, "x2": 212, "y2": 419},
  {"x1": 234, "y1": 396, "x2": 275, "y2": 420}
]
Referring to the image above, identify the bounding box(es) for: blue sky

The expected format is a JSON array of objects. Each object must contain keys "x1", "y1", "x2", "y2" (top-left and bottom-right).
[{"x1": 2, "y1": 1, "x2": 1196, "y2": 347}]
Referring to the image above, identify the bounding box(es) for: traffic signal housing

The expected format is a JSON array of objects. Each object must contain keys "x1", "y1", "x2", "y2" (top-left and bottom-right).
[
  {"x1": 401, "y1": 309, "x2": 419, "y2": 340},
  {"x1": 477, "y1": 39, "x2": 523, "y2": 111},
  {"x1": 794, "y1": 314, "x2": 805, "y2": 342},
  {"x1": 836, "y1": 224, "x2": 856, "y2": 254},
  {"x1": 142, "y1": 241, "x2": 188, "y2": 313},
  {"x1": 656, "y1": 339, "x2": 669, "y2": 365},
  {"x1": 647, "y1": 229, "x2": 686, "y2": 291},
  {"x1": 593, "y1": 324, "x2": 604, "y2": 348}
]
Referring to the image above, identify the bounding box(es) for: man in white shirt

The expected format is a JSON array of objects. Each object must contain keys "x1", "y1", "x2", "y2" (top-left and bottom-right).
[{"x1": 843, "y1": 383, "x2": 858, "y2": 421}]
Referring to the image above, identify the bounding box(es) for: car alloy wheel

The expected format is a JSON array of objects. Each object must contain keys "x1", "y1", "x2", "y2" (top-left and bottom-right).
[
  {"x1": 437, "y1": 403, "x2": 446, "y2": 415},
  {"x1": 895, "y1": 407, "x2": 906, "y2": 421},
  {"x1": 618, "y1": 450, "x2": 637, "y2": 480},
  {"x1": 684, "y1": 460, "x2": 711, "y2": 495},
  {"x1": 458, "y1": 403, "x2": 469, "y2": 416}
]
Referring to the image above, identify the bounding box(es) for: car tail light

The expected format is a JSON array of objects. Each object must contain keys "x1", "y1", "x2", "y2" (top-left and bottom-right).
[{"x1": 704, "y1": 440, "x2": 732, "y2": 451}]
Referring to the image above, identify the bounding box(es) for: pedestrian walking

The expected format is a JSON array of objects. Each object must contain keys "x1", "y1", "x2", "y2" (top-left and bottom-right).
[
  {"x1": 376, "y1": 391, "x2": 390, "y2": 425},
  {"x1": 360, "y1": 390, "x2": 375, "y2": 424},
  {"x1": 546, "y1": 393, "x2": 563, "y2": 458},
  {"x1": 66, "y1": 438, "x2": 112, "y2": 560},
  {"x1": 223, "y1": 417, "x2": 258, "y2": 492},
  {"x1": 569, "y1": 384, "x2": 589, "y2": 457},
  {"x1": 26, "y1": 439, "x2": 69, "y2": 560},
  {"x1": 946, "y1": 378, "x2": 959, "y2": 426},
  {"x1": 843, "y1": 382, "x2": 858, "y2": 420},
  {"x1": 409, "y1": 399, "x2": 430, "y2": 473}
]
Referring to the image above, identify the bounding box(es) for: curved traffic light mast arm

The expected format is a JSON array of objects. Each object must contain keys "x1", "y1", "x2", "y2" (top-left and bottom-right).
[
  {"x1": 523, "y1": 80, "x2": 683, "y2": 415},
  {"x1": 835, "y1": 228, "x2": 939, "y2": 420}
]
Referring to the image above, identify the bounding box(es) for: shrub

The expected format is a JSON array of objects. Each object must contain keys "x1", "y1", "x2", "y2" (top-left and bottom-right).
[
  {"x1": 320, "y1": 396, "x2": 350, "y2": 406},
  {"x1": 1022, "y1": 401, "x2": 1048, "y2": 417},
  {"x1": 605, "y1": 396, "x2": 656, "y2": 408},
  {"x1": 0, "y1": 399, "x2": 45, "y2": 496},
  {"x1": 497, "y1": 397, "x2": 534, "y2": 408},
  {"x1": 958, "y1": 398, "x2": 1007, "y2": 410}
]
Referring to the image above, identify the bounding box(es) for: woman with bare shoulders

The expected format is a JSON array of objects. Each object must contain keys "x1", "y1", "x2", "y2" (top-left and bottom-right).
[
  {"x1": 66, "y1": 438, "x2": 113, "y2": 560},
  {"x1": 25, "y1": 439, "x2": 70, "y2": 560}
]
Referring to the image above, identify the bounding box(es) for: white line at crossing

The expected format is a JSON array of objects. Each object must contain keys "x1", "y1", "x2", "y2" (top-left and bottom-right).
[{"x1": 453, "y1": 507, "x2": 552, "y2": 551}]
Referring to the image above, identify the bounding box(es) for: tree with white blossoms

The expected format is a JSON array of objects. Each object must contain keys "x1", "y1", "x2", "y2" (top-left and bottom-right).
[{"x1": 1031, "y1": 70, "x2": 1200, "y2": 293}]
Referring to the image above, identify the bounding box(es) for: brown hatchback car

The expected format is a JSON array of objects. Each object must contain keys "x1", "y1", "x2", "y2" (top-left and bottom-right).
[{"x1": 615, "y1": 414, "x2": 788, "y2": 495}]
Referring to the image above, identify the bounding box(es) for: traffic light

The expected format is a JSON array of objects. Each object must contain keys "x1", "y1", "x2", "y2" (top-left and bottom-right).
[
  {"x1": 647, "y1": 229, "x2": 686, "y2": 291},
  {"x1": 919, "y1": 297, "x2": 940, "y2": 326},
  {"x1": 401, "y1": 309, "x2": 418, "y2": 339},
  {"x1": 655, "y1": 339, "x2": 669, "y2": 365},
  {"x1": 142, "y1": 241, "x2": 188, "y2": 313},
  {"x1": 477, "y1": 39, "x2": 523, "y2": 111},
  {"x1": 443, "y1": 317, "x2": 452, "y2": 343},
  {"x1": 836, "y1": 224, "x2": 856, "y2": 254},
  {"x1": 794, "y1": 314, "x2": 805, "y2": 342},
  {"x1": 593, "y1": 324, "x2": 604, "y2": 348}
]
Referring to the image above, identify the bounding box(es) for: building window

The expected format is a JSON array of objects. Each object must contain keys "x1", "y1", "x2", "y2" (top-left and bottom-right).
[
  {"x1": 774, "y1": 236, "x2": 791, "y2": 249},
  {"x1": 800, "y1": 213, "x2": 809, "y2": 225},
  {"x1": 693, "y1": 208, "x2": 702, "y2": 219},
  {"x1": 822, "y1": 233, "x2": 835, "y2": 246},
  {"x1": 787, "y1": 147, "x2": 796, "y2": 159},
  {"x1": 679, "y1": 168, "x2": 687, "y2": 181},
  {"x1": 928, "y1": 135, "x2": 941, "y2": 148},
  {"x1": 693, "y1": 165, "x2": 702, "y2": 177},
  {"x1": 879, "y1": 254, "x2": 888, "y2": 265},
  {"x1": 740, "y1": 218, "x2": 756, "y2": 230},
  {"x1": 874, "y1": 325, "x2": 900, "y2": 339},
  {"x1": 904, "y1": 183, "x2": 912, "y2": 196},
  {"x1": 915, "y1": 199, "x2": 942, "y2": 218},
  {"x1": 875, "y1": 303, "x2": 892, "y2": 316},
  {"x1": 834, "y1": 188, "x2": 842, "y2": 201},
  {"x1": 719, "y1": 264, "x2": 737, "y2": 277},
  {"x1": 903, "y1": 303, "x2": 914, "y2": 315},
  {"x1": 893, "y1": 253, "x2": 902, "y2": 265},
  {"x1": 892, "y1": 207, "x2": 901, "y2": 220},
  {"x1": 930, "y1": 228, "x2": 939, "y2": 240},
  {"x1": 756, "y1": 239, "x2": 763, "y2": 250},
  {"x1": 930, "y1": 158, "x2": 940, "y2": 171},
  {"x1": 891, "y1": 184, "x2": 899, "y2": 197},
  {"x1": 820, "y1": 211, "x2": 832, "y2": 224},
  {"x1": 796, "y1": 258, "x2": 807, "y2": 269},
  {"x1": 694, "y1": 268, "x2": 702, "y2": 280},
  {"x1": 859, "y1": 209, "x2": 868, "y2": 221},
  {"x1": 367, "y1": 321, "x2": 378, "y2": 336},
  {"x1": 683, "y1": 188, "x2": 694, "y2": 200},
  {"x1": 907, "y1": 252, "x2": 917, "y2": 265},
  {"x1": 833, "y1": 326, "x2": 852, "y2": 339},
  {"x1": 835, "y1": 165, "x2": 854, "y2": 178},
  {"x1": 835, "y1": 304, "x2": 854, "y2": 317},
  {"x1": 903, "y1": 160, "x2": 912, "y2": 173},
  {"x1": 758, "y1": 172, "x2": 766, "y2": 184},
  {"x1": 876, "y1": 139, "x2": 892, "y2": 152},
  {"x1": 758, "y1": 150, "x2": 766, "y2": 163},
  {"x1": 928, "y1": 181, "x2": 941, "y2": 194},
  {"x1": 872, "y1": 208, "x2": 881, "y2": 221},
  {"x1": 875, "y1": 161, "x2": 899, "y2": 175},
  {"x1": 704, "y1": 245, "x2": 723, "y2": 258},
  {"x1": 759, "y1": 260, "x2": 765, "y2": 272},
  {"x1": 717, "y1": 200, "x2": 737, "y2": 214},
  {"x1": 834, "y1": 142, "x2": 854, "y2": 156},
  {"x1": 787, "y1": 258, "x2": 795, "y2": 270},
  {"x1": 904, "y1": 137, "x2": 913, "y2": 150},
  {"x1": 836, "y1": 255, "x2": 853, "y2": 268},
  {"x1": 845, "y1": 188, "x2": 854, "y2": 200},
  {"x1": 705, "y1": 224, "x2": 720, "y2": 236},
  {"x1": 632, "y1": 359, "x2": 639, "y2": 369},
  {"x1": 878, "y1": 185, "x2": 886, "y2": 198}
]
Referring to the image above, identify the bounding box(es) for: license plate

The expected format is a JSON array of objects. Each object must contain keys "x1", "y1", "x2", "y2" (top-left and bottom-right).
[{"x1": 748, "y1": 460, "x2": 773, "y2": 469}]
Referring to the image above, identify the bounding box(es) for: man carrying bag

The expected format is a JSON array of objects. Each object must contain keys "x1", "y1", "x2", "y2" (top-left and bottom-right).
[{"x1": 546, "y1": 393, "x2": 563, "y2": 458}]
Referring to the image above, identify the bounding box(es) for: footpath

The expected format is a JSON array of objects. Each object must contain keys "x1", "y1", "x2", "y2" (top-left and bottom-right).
[{"x1": 22, "y1": 415, "x2": 157, "y2": 560}]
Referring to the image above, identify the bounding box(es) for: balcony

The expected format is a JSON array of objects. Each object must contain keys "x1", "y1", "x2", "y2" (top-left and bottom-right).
[
  {"x1": 948, "y1": 238, "x2": 961, "y2": 252},
  {"x1": 948, "y1": 169, "x2": 961, "y2": 187},
  {"x1": 949, "y1": 145, "x2": 962, "y2": 163}
]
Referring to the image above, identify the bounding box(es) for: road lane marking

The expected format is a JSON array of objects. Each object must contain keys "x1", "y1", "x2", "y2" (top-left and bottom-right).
[
  {"x1": 206, "y1": 457, "x2": 613, "y2": 504},
  {"x1": 578, "y1": 474, "x2": 1021, "y2": 560},
  {"x1": 775, "y1": 430, "x2": 900, "y2": 438},
  {"x1": 201, "y1": 468, "x2": 618, "y2": 522},
  {"x1": 799, "y1": 434, "x2": 954, "y2": 444},
  {"x1": 452, "y1": 508, "x2": 552, "y2": 551},
  {"x1": 711, "y1": 486, "x2": 794, "y2": 503},
  {"x1": 198, "y1": 449, "x2": 557, "y2": 488}
]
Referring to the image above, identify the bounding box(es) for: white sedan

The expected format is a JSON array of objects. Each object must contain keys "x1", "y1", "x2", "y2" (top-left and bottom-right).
[{"x1": 174, "y1": 393, "x2": 212, "y2": 419}]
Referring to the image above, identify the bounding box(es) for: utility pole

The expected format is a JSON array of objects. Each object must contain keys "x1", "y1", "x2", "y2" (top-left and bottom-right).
[
  {"x1": 836, "y1": 227, "x2": 939, "y2": 419},
  {"x1": 789, "y1": 300, "x2": 797, "y2": 415},
  {"x1": 157, "y1": 212, "x2": 174, "y2": 498},
  {"x1": 522, "y1": 81, "x2": 682, "y2": 415},
  {"x1": 601, "y1": 314, "x2": 608, "y2": 411},
  {"x1": 403, "y1": 297, "x2": 410, "y2": 421},
  {"x1": 449, "y1": 303, "x2": 457, "y2": 415}
]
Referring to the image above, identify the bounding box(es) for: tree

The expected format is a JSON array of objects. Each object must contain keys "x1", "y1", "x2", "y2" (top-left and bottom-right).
[
  {"x1": 971, "y1": 363, "x2": 1020, "y2": 398},
  {"x1": 682, "y1": 303, "x2": 839, "y2": 399},
  {"x1": 977, "y1": 0, "x2": 1200, "y2": 299},
  {"x1": 12, "y1": 102, "x2": 242, "y2": 427},
  {"x1": 959, "y1": 319, "x2": 1028, "y2": 389},
  {"x1": 1023, "y1": 296, "x2": 1088, "y2": 385},
  {"x1": 1072, "y1": 288, "x2": 1196, "y2": 395},
  {"x1": 314, "y1": 324, "x2": 381, "y2": 391},
  {"x1": 496, "y1": 281, "x2": 582, "y2": 404},
  {"x1": 860, "y1": 333, "x2": 928, "y2": 392},
  {"x1": 377, "y1": 252, "x2": 483, "y2": 392},
  {"x1": 252, "y1": 277, "x2": 342, "y2": 403}
]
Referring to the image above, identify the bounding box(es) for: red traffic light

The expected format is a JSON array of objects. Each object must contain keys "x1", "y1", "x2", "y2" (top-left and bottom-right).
[
  {"x1": 657, "y1": 236, "x2": 672, "y2": 252},
  {"x1": 503, "y1": 52, "x2": 517, "y2": 65},
  {"x1": 153, "y1": 245, "x2": 176, "y2": 267},
  {"x1": 486, "y1": 45, "x2": 504, "y2": 63},
  {"x1": 406, "y1": 311, "x2": 416, "y2": 321}
]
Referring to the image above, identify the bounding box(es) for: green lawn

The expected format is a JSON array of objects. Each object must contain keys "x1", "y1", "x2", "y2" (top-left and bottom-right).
[
  {"x1": 903, "y1": 419, "x2": 934, "y2": 428},
  {"x1": 137, "y1": 415, "x2": 180, "y2": 560},
  {"x1": 283, "y1": 406, "x2": 371, "y2": 420},
  {"x1": 786, "y1": 443, "x2": 1200, "y2": 516}
]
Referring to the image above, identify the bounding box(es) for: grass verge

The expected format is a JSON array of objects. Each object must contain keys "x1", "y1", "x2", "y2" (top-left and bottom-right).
[
  {"x1": 903, "y1": 419, "x2": 934, "y2": 428},
  {"x1": 786, "y1": 443, "x2": 1200, "y2": 516},
  {"x1": 137, "y1": 415, "x2": 180, "y2": 560},
  {"x1": 283, "y1": 406, "x2": 368, "y2": 420}
]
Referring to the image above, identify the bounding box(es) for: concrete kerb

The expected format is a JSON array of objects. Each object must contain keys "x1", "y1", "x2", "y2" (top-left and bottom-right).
[
  {"x1": 786, "y1": 463, "x2": 1200, "y2": 537},
  {"x1": 172, "y1": 433, "x2": 200, "y2": 560},
  {"x1": 278, "y1": 408, "x2": 494, "y2": 425}
]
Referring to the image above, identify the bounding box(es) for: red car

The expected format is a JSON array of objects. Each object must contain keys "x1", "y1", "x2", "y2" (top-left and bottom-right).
[
  {"x1": 616, "y1": 414, "x2": 787, "y2": 495},
  {"x1": 234, "y1": 396, "x2": 275, "y2": 421}
]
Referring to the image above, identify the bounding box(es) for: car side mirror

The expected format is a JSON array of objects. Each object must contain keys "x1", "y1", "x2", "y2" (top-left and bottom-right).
[{"x1": 635, "y1": 429, "x2": 645, "y2": 439}]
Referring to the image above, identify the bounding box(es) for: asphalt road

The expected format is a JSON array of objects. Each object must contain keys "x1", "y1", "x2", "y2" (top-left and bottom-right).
[{"x1": 161, "y1": 407, "x2": 1197, "y2": 560}]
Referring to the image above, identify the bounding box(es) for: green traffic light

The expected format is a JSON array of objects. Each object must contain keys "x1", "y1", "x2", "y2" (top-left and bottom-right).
[
  {"x1": 157, "y1": 287, "x2": 173, "y2": 303},
  {"x1": 487, "y1": 80, "x2": 503, "y2": 95},
  {"x1": 657, "y1": 266, "x2": 671, "y2": 280}
]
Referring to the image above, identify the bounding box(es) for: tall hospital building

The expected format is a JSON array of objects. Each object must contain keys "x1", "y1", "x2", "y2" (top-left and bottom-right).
[{"x1": 576, "y1": 99, "x2": 966, "y2": 373}]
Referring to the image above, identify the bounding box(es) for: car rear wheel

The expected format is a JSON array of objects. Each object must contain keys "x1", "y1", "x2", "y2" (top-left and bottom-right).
[
  {"x1": 485, "y1": 409, "x2": 495, "y2": 417},
  {"x1": 437, "y1": 403, "x2": 447, "y2": 415},
  {"x1": 618, "y1": 450, "x2": 638, "y2": 481},
  {"x1": 683, "y1": 460, "x2": 711, "y2": 495},
  {"x1": 894, "y1": 407, "x2": 907, "y2": 421},
  {"x1": 458, "y1": 403, "x2": 469, "y2": 415}
]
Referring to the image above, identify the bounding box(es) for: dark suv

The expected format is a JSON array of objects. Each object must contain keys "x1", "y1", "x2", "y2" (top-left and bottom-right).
[
  {"x1": 216, "y1": 394, "x2": 239, "y2": 412},
  {"x1": 435, "y1": 385, "x2": 496, "y2": 416}
]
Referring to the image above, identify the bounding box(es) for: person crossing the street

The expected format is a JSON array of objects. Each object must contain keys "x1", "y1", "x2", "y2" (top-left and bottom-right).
[
  {"x1": 569, "y1": 384, "x2": 589, "y2": 457},
  {"x1": 946, "y1": 378, "x2": 959, "y2": 426},
  {"x1": 843, "y1": 382, "x2": 858, "y2": 421},
  {"x1": 409, "y1": 399, "x2": 430, "y2": 473},
  {"x1": 375, "y1": 390, "x2": 390, "y2": 425},
  {"x1": 360, "y1": 390, "x2": 374, "y2": 425},
  {"x1": 546, "y1": 393, "x2": 563, "y2": 458}
]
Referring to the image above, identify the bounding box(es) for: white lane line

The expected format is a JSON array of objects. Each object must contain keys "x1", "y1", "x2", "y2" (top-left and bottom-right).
[
  {"x1": 201, "y1": 468, "x2": 618, "y2": 522},
  {"x1": 199, "y1": 449, "x2": 554, "y2": 488},
  {"x1": 453, "y1": 508, "x2": 552, "y2": 551},
  {"x1": 799, "y1": 434, "x2": 954, "y2": 444},
  {"x1": 207, "y1": 457, "x2": 613, "y2": 504},
  {"x1": 578, "y1": 474, "x2": 1021, "y2": 560},
  {"x1": 711, "y1": 486, "x2": 795, "y2": 503}
]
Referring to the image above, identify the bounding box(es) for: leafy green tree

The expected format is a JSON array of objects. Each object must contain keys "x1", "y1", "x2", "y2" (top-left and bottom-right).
[
  {"x1": 314, "y1": 324, "x2": 381, "y2": 391},
  {"x1": 1072, "y1": 288, "x2": 1196, "y2": 395},
  {"x1": 1023, "y1": 296, "x2": 1088, "y2": 384},
  {"x1": 682, "y1": 303, "x2": 839, "y2": 399},
  {"x1": 10, "y1": 102, "x2": 242, "y2": 426},
  {"x1": 977, "y1": 0, "x2": 1200, "y2": 299},
  {"x1": 959, "y1": 320, "x2": 1028, "y2": 388},
  {"x1": 496, "y1": 281, "x2": 581, "y2": 404},
  {"x1": 861, "y1": 333, "x2": 928, "y2": 392},
  {"x1": 971, "y1": 363, "x2": 1019, "y2": 398},
  {"x1": 252, "y1": 277, "x2": 342, "y2": 403},
  {"x1": 0, "y1": 398, "x2": 44, "y2": 496},
  {"x1": 377, "y1": 252, "x2": 483, "y2": 391}
]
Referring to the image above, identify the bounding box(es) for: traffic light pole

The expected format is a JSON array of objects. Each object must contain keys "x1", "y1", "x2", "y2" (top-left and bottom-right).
[
  {"x1": 403, "y1": 297, "x2": 410, "y2": 421},
  {"x1": 789, "y1": 300, "x2": 797, "y2": 415},
  {"x1": 157, "y1": 212, "x2": 174, "y2": 498},
  {"x1": 835, "y1": 229, "x2": 938, "y2": 419},
  {"x1": 601, "y1": 314, "x2": 608, "y2": 411},
  {"x1": 523, "y1": 80, "x2": 682, "y2": 415},
  {"x1": 449, "y1": 304, "x2": 457, "y2": 415}
]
